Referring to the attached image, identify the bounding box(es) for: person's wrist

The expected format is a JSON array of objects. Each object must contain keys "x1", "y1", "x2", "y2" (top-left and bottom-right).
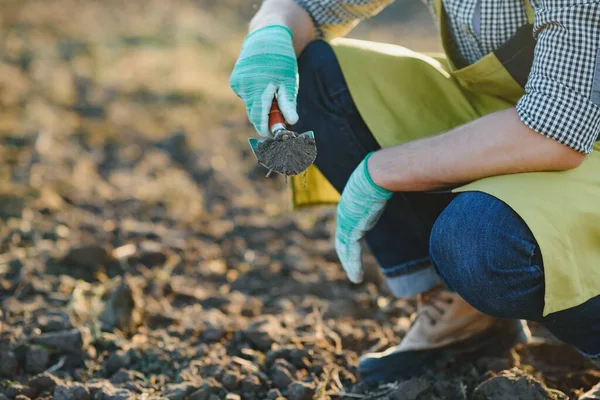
[{"x1": 364, "y1": 152, "x2": 393, "y2": 199}]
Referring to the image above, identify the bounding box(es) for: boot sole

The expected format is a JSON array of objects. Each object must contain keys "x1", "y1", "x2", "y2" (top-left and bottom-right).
[{"x1": 358, "y1": 319, "x2": 525, "y2": 383}]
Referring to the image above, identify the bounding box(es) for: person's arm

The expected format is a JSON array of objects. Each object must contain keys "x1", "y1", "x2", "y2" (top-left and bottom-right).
[
  {"x1": 249, "y1": 0, "x2": 316, "y2": 56},
  {"x1": 234, "y1": 0, "x2": 394, "y2": 134},
  {"x1": 368, "y1": 107, "x2": 585, "y2": 192},
  {"x1": 335, "y1": 107, "x2": 587, "y2": 283},
  {"x1": 370, "y1": 0, "x2": 600, "y2": 192},
  {"x1": 249, "y1": 0, "x2": 395, "y2": 55},
  {"x1": 333, "y1": 0, "x2": 599, "y2": 282}
]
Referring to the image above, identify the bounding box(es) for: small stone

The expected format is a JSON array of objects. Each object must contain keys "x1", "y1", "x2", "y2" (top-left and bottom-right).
[
  {"x1": 109, "y1": 369, "x2": 145, "y2": 385},
  {"x1": 70, "y1": 384, "x2": 91, "y2": 400},
  {"x1": 137, "y1": 241, "x2": 168, "y2": 268},
  {"x1": 3, "y1": 384, "x2": 36, "y2": 399},
  {"x1": 390, "y1": 378, "x2": 430, "y2": 400},
  {"x1": 38, "y1": 314, "x2": 71, "y2": 332},
  {"x1": 163, "y1": 382, "x2": 198, "y2": 400},
  {"x1": 53, "y1": 386, "x2": 73, "y2": 400},
  {"x1": 266, "y1": 388, "x2": 283, "y2": 400},
  {"x1": 0, "y1": 194, "x2": 25, "y2": 220},
  {"x1": 221, "y1": 371, "x2": 241, "y2": 391},
  {"x1": 225, "y1": 394, "x2": 241, "y2": 400},
  {"x1": 240, "y1": 375, "x2": 262, "y2": 395},
  {"x1": 189, "y1": 386, "x2": 211, "y2": 400},
  {"x1": 85, "y1": 381, "x2": 106, "y2": 397},
  {"x1": 122, "y1": 383, "x2": 143, "y2": 394},
  {"x1": 0, "y1": 351, "x2": 19, "y2": 378},
  {"x1": 105, "y1": 389, "x2": 134, "y2": 400},
  {"x1": 287, "y1": 382, "x2": 316, "y2": 400},
  {"x1": 54, "y1": 384, "x2": 91, "y2": 400},
  {"x1": 272, "y1": 358, "x2": 296, "y2": 373},
  {"x1": 25, "y1": 345, "x2": 51, "y2": 374},
  {"x1": 240, "y1": 297, "x2": 264, "y2": 317},
  {"x1": 202, "y1": 362, "x2": 224, "y2": 379},
  {"x1": 155, "y1": 132, "x2": 190, "y2": 165},
  {"x1": 188, "y1": 379, "x2": 226, "y2": 400},
  {"x1": 88, "y1": 381, "x2": 133, "y2": 400},
  {"x1": 99, "y1": 277, "x2": 144, "y2": 334},
  {"x1": 102, "y1": 351, "x2": 132, "y2": 376},
  {"x1": 271, "y1": 365, "x2": 294, "y2": 390},
  {"x1": 14, "y1": 395, "x2": 30, "y2": 400},
  {"x1": 265, "y1": 346, "x2": 312, "y2": 371},
  {"x1": 111, "y1": 244, "x2": 137, "y2": 261},
  {"x1": 27, "y1": 372, "x2": 63, "y2": 393},
  {"x1": 472, "y1": 368, "x2": 567, "y2": 400},
  {"x1": 63, "y1": 245, "x2": 108, "y2": 268},
  {"x1": 30, "y1": 328, "x2": 86, "y2": 354},
  {"x1": 244, "y1": 316, "x2": 286, "y2": 351},
  {"x1": 202, "y1": 327, "x2": 225, "y2": 342}
]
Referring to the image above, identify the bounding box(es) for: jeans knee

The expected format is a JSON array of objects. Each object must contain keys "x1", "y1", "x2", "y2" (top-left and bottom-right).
[
  {"x1": 429, "y1": 192, "x2": 544, "y2": 319},
  {"x1": 429, "y1": 194, "x2": 488, "y2": 308}
]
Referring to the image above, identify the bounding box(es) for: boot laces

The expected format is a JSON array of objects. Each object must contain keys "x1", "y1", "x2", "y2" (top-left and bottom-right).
[{"x1": 415, "y1": 285, "x2": 454, "y2": 326}]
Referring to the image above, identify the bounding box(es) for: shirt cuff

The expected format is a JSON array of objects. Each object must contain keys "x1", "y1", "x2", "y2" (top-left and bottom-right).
[{"x1": 517, "y1": 79, "x2": 600, "y2": 154}]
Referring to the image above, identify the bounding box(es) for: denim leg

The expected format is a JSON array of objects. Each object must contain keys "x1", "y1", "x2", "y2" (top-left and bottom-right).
[
  {"x1": 430, "y1": 191, "x2": 600, "y2": 356},
  {"x1": 294, "y1": 41, "x2": 454, "y2": 297}
]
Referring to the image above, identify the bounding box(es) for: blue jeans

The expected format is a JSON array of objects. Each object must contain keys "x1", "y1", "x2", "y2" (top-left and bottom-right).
[{"x1": 293, "y1": 40, "x2": 600, "y2": 358}]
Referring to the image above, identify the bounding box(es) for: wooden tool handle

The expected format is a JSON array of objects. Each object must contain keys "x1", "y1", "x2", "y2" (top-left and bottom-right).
[{"x1": 268, "y1": 99, "x2": 287, "y2": 134}]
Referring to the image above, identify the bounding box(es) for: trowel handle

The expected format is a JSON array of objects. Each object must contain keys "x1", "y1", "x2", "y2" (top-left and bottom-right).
[{"x1": 269, "y1": 99, "x2": 287, "y2": 134}]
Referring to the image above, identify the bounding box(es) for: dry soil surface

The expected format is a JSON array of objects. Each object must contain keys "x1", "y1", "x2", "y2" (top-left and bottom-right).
[{"x1": 1, "y1": 1, "x2": 599, "y2": 399}]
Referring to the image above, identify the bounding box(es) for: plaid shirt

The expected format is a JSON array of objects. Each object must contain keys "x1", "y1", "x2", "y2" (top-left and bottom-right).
[{"x1": 293, "y1": 0, "x2": 600, "y2": 154}]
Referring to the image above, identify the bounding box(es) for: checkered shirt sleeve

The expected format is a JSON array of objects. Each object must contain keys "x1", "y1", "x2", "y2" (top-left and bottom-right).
[
  {"x1": 292, "y1": 0, "x2": 395, "y2": 39},
  {"x1": 293, "y1": 0, "x2": 600, "y2": 153},
  {"x1": 516, "y1": 1, "x2": 600, "y2": 154}
]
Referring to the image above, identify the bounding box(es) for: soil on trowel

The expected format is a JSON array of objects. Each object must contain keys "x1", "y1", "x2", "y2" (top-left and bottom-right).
[
  {"x1": 255, "y1": 134, "x2": 317, "y2": 176},
  {"x1": 0, "y1": 1, "x2": 598, "y2": 400}
]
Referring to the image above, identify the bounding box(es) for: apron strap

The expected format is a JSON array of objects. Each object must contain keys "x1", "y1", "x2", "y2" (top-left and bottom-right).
[
  {"x1": 524, "y1": 0, "x2": 534, "y2": 24},
  {"x1": 433, "y1": 0, "x2": 443, "y2": 20}
]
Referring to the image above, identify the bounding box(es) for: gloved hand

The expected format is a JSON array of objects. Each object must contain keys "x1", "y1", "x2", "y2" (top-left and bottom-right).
[
  {"x1": 229, "y1": 25, "x2": 299, "y2": 136},
  {"x1": 335, "y1": 153, "x2": 392, "y2": 283}
]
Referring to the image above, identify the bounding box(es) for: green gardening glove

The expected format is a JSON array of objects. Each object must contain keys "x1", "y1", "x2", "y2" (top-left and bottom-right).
[
  {"x1": 229, "y1": 25, "x2": 299, "y2": 136},
  {"x1": 335, "y1": 153, "x2": 393, "y2": 283}
]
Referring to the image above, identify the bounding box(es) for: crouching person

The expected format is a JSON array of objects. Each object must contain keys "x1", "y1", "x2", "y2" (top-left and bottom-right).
[{"x1": 230, "y1": 0, "x2": 600, "y2": 383}]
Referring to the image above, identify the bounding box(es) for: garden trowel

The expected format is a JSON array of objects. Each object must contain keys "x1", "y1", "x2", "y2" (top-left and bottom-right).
[{"x1": 248, "y1": 98, "x2": 316, "y2": 178}]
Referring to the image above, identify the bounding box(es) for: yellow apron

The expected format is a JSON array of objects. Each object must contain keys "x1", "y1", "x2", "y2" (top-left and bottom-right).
[{"x1": 290, "y1": 0, "x2": 600, "y2": 315}]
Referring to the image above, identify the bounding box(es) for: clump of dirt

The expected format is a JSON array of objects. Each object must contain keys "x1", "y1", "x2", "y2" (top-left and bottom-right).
[
  {"x1": 254, "y1": 133, "x2": 317, "y2": 176},
  {"x1": 472, "y1": 368, "x2": 568, "y2": 400},
  {"x1": 0, "y1": 1, "x2": 598, "y2": 399}
]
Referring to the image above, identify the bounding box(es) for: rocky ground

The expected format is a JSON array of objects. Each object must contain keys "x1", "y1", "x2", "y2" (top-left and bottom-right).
[{"x1": 1, "y1": 1, "x2": 599, "y2": 399}]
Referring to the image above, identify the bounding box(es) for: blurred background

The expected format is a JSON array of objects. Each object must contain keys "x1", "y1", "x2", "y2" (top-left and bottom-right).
[{"x1": 0, "y1": 1, "x2": 597, "y2": 399}]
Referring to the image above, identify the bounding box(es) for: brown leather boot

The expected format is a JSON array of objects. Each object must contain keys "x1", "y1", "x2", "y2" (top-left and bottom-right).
[{"x1": 359, "y1": 286, "x2": 530, "y2": 383}]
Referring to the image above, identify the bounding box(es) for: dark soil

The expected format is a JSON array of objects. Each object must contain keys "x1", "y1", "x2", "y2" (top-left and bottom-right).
[
  {"x1": 0, "y1": 1, "x2": 598, "y2": 399},
  {"x1": 254, "y1": 134, "x2": 317, "y2": 177}
]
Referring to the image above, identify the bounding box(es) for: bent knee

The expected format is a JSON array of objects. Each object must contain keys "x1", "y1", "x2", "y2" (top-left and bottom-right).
[
  {"x1": 429, "y1": 192, "x2": 545, "y2": 319},
  {"x1": 429, "y1": 192, "x2": 509, "y2": 273}
]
